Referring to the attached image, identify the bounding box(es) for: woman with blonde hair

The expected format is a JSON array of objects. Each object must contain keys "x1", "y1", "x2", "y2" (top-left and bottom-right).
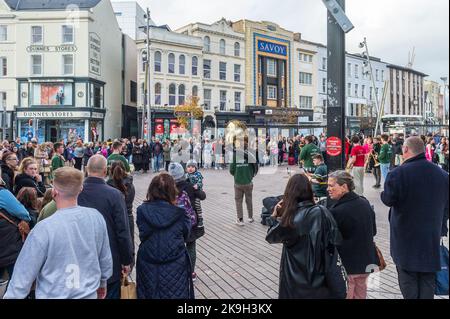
[{"x1": 14, "y1": 158, "x2": 46, "y2": 197}]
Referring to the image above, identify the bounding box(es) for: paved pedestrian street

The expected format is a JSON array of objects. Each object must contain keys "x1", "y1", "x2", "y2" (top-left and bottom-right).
[{"x1": 131, "y1": 167, "x2": 449, "y2": 300}]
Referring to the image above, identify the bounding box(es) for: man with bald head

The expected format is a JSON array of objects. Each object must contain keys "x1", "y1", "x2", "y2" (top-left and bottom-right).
[
  {"x1": 381, "y1": 136, "x2": 449, "y2": 299},
  {"x1": 78, "y1": 155, "x2": 133, "y2": 299}
]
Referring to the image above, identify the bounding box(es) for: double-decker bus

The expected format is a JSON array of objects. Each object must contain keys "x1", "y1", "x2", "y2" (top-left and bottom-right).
[{"x1": 381, "y1": 115, "x2": 425, "y2": 136}]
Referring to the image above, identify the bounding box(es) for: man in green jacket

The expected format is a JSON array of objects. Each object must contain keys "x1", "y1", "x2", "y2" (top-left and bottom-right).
[
  {"x1": 230, "y1": 145, "x2": 258, "y2": 226},
  {"x1": 299, "y1": 135, "x2": 321, "y2": 172},
  {"x1": 107, "y1": 141, "x2": 130, "y2": 173},
  {"x1": 51, "y1": 142, "x2": 65, "y2": 173},
  {"x1": 379, "y1": 134, "x2": 393, "y2": 182}
]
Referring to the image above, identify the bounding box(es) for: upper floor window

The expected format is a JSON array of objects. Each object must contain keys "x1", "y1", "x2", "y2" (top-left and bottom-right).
[
  {"x1": 204, "y1": 36, "x2": 211, "y2": 52},
  {"x1": 179, "y1": 55, "x2": 186, "y2": 75},
  {"x1": 267, "y1": 59, "x2": 277, "y2": 77},
  {"x1": 192, "y1": 56, "x2": 198, "y2": 76},
  {"x1": 299, "y1": 72, "x2": 312, "y2": 85},
  {"x1": 376, "y1": 69, "x2": 379, "y2": 81},
  {"x1": 234, "y1": 42, "x2": 240, "y2": 57},
  {"x1": 0, "y1": 25, "x2": 7, "y2": 42},
  {"x1": 322, "y1": 57, "x2": 327, "y2": 70},
  {"x1": 169, "y1": 84, "x2": 176, "y2": 106},
  {"x1": 220, "y1": 39, "x2": 226, "y2": 55},
  {"x1": 219, "y1": 62, "x2": 227, "y2": 80},
  {"x1": 203, "y1": 59, "x2": 211, "y2": 79},
  {"x1": 168, "y1": 53, "x2": 175, "y2": 74},
  {"x1": 192, "y1": 86, "x2": 198, "y2": 98},
  {"x1": 62, "y1": 54, "x2": 73, "y2": 75},
  {"x1": 31, "y1": 55, "x2": 42, "y2": 75},
  {"x1": 235, "y1": 92, "x2": 241, "y2": 111},
  {"x1": 154, "y1": 51, "x2": 162, "y2": 72},
  {"x1": 354, "y1": 65, "x2": 359, "y2": 78},
  {"x1": 268, "y1": 86, "x2": 277, "y2": 100},
  {"x1": 130, "y1": 81, "x2": 137, "y2": 103},
  {"x1": 62, "y1": 25, "x2": 74, "y2": 43},
  {"x1": 299, "y1": 96, "x2": 313, "y2": 109},
  {"x1": 154, "y1": 83, "x2": 161, "y2": 105},
  {"x1": 31, "y1": 26, "x2": 43, "y2": 44},
  {"x1": 178, "y1": 84, "x2": 185, "y2": 105},
  {"x1": 234, "y1": 64, "x2": 241, "y2": 82},
  {"x1": 0, "y1": 57, "x2": 7, "y2": 77},
  {"x1": 347, "y1": 63, "x2": 352, "y2": 78}
]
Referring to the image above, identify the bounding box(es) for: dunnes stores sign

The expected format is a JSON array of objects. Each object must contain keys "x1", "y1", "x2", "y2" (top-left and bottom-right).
[
  {"x1": 17, "y1": 111, "x2": 96, "y2": 119},
  {"x1": 26, "y1": 45, "x2": 77, "y2": 53},
  {"x1": 257, "y1": 40, "x2": 287, "y2": 57}
]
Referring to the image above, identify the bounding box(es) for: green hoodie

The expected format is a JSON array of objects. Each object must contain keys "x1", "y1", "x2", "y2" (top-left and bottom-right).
[
  {"x1": 230, "y1": 152, "x2": 258, "y2": 185},
  {"x1": 300, "y1": 143, "x2": 320, "y2": 169},
  {"x1": 378, "y1": 143, "x2": 392, "y2": 164}
]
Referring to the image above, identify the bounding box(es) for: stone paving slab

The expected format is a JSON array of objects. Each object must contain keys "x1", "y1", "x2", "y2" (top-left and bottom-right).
[{"x1": 131, "y1": 166, "x2": 449, "y2": 300}]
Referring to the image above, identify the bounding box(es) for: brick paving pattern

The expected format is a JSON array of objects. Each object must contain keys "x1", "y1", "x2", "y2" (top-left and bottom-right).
[{"x1": 131, "y1": 166, "x2": 449, "y2": 300}]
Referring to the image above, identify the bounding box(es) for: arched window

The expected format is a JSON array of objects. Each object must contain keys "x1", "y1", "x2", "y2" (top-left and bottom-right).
[
  {"x1": 192, "y1": 56, "x2": 198, "y2": 76},
  {"x1": 220, "y1": 39, "x2": 226, "y2": 55},
  {"x1": 204, "y1": 36, "x2": 210, "y2": 52},
  {"x1": 154, "y1": 83, "x2": 161, "y2": 105},
  {"x1": 168, "y1": 53, "x2": 175, "y2": 74},
  {"x1": 169, "y1": 84, "x2": 176, "y2": 106},
  {"x1": 234, "y1": 42, "x2": 240, "y2": 57},
  {"x1": 178, "y1": 84, "x2": 185, "y2": 105},
  {"x1": 179, "y1": 55, "x2": 185, "y2": 74},
  {"x1": 192, "y1": 86, "x2": 198, "y2": 97},
  {"x1": 154, "y1": 51, "x2": 162, "y2": 72}
]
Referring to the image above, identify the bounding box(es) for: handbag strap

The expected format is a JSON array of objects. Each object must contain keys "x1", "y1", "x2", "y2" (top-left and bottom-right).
[{"x1": 0, "y1": 211, "x2": 18, "y2": 227}]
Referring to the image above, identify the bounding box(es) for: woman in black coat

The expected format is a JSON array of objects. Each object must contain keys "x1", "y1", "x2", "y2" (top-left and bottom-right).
[
  {"x1": 1, "y1": 151, "x2": 19, "y2": 193},
  {"x1": 141, "y1": 141, "x2": 151, "y2": 173},
  {"x1": 14, "y1": 158, "x2": 46, "y2": 198},
  {"x1": 107, "y1": 161, "x2": 136, "y2": 252},
  {"x1": 132, "y1": 141, "x2": 143, "y2": 172},
  {"x1": 327, "y1": 171, "x2": 379, "y2": 299},
  {"x1": 266, "y1": 174, "x2": 342, "y2": 299},
  {"x1": 136, "y1": 173, "x2": 194, "y2": 299}
]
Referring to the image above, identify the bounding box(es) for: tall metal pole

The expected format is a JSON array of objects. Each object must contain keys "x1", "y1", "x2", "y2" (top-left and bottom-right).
[
  {"x1": 327, "y1": 0, "x2": 347, "y2": 171},
  {"x1": 146, "y1": 8, "x2": 151, "y2": 142},
  {"x1": 441, "y1": 77, "x2": 448, "y2": 136}
]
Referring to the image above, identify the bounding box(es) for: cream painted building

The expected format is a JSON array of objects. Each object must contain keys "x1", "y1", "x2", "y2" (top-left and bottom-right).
[
  {"x1": 424, "y1": 80, "x2": 441, "y2": 125},
  {"x1": 0, "y1": 0, "x2": 133, "y2": 142}
]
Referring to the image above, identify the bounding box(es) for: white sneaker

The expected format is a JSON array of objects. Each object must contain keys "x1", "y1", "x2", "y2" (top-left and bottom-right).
[
  {"x1": 248, "y1": 218, "x2": 255, "y2": 224},
  {"x1": 236, "y1": 219, "x2": 245, "y2": 226}
]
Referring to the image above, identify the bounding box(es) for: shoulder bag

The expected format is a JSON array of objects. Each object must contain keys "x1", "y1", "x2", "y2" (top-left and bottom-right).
[{"x1": 0, "y1": 211, "x2": 30, "y2": 242}]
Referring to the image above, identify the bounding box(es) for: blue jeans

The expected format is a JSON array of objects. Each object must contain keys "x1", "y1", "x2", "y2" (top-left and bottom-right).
[
  {"x1": 153, "y1": 154, "x2": 162, "y2": 172},
  {"x1": 380, "y1": 163, "x2": 390, "y2": 182}
]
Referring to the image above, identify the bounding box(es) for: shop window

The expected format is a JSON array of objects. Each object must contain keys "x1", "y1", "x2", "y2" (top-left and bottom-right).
[
  {"x1": 93, "y1": 86, "x2": 102, "y2": 108},
  {"x1": 32, "y1": 83, "x2": 73, "y2": 106}
]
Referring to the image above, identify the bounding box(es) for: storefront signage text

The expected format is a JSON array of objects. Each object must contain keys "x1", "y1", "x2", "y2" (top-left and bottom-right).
[
  {"x1": 89, "y1": 33, "x2": 101, "y2": 76},
  {"x1": 257, "y1": 40, "x2": 287, "y2": 56},
  {"x1": 26, "y1": 45, "x2": 77, "y2": 53},
  {"x1": 17, "y1": 111, "x2": 91, "y2": 119}
]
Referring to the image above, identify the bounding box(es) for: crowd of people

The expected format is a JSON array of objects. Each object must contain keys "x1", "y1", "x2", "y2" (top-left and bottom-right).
[{"x1": 0, "y1": 130, "x2": 448, "y2": 300}]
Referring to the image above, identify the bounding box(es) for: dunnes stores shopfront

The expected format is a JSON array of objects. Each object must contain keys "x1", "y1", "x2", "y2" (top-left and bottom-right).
[{"x1": 14, "y1": 78, "x2": 106, "y2": 143}]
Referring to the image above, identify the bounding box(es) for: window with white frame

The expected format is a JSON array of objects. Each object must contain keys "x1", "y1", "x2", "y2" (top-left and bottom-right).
[
  {"x1": 268, "y1": 86, "x2": 277, "y2": 100},
  {"x1": 301, "y1": 53, "x2": 312, "y2": 63},
  {"x1": 204, "y1": 89, "x2": 211, "y2": 110},
  {"x1": 192, "y1": 56, "x2": 198, "y2": 76},
  {"x1": 1, "y1": 92, "x2": 6, "y2": 109},
  {"x1": 204, "y1": 36, "x2": 210, "y2": 52},
  {"x1": 381, "y1": 70, "x2": 385, "y2": 82},
  {"x1": 299, "y1": 96, "x2": 313, "y2": 109},
  {"x1": 192, "y1": 86, "x2": 198, "y2": 97},
  {"x1": 168, "y1": 53, "x2": 175, "y2": 74},
  {"x1": 62, "y1": 54, "x2": 73, "y2": 75},
  {"x1": 234, "y1": 92, "x2": 241, "y2": 111},
  {"x1": 234, "y1": 42, "x2": 240, "y2": 57},
  {"x1": 267, "y1": 59, "x2": 277, "y2": 77},
  {"x1": 154, "y1": 51, "x2": 162, "y2": 72},
  {"x1": 322, "y1": 57, "x2": 327, "y2": 70},
  {"x1": 355, "y1": 65, "x2": 359, "y2": 78},
  {"x1": 179, "y1": 55, "x2": 186, "y2": 75},
  {"x1": 376, "y1": 69, "x2": 379, "y2": 81},
  {"x1": 203, "y1": 59, "x2": 211, "y2": 79},
  {"x1": 154, "y1": 83, "x2": 161, "y2": 105},
  {"x1": 322, "y1": 78, "x2": 327, "y2": 93},
  {"x1": 178, "y1": 84, "x2": 185, "y2": 105},
  {"x1": 219, "y1": 62, "x2": 227, "y2": 80},
  {"x1": 220, "y1": 39, "x2": 226, "y2": 55},
  {"x1": 31, "y1": 26, "x2": 43, "y2": 44},
  {"x1": 299, "y1": 72, "x2": 312, "y2": 85},
  {"x1": 347, "y1": 83, "x2": 351, "y2": 96},
  {"x1": 0, "y1": 57, "x2": 6, "y2": 76},
  {"x1": 355, "y1": 84, "x2": 359, "y2": 97},
  {"x1": 0, "y1": 25, "x2": 7, "y2": 42},
  {"x1": 169, "y1": 84, "x2": 176, "y2": 106},
  {"x1": 347, "y1": 63, "x2": 351, "y2": 78},
  {"x1": 234, "y1": 64, "x2": 241, "y2": 82},
  {"x1": 220, "y1": 90, "x2": 227, "y2": 110},
  {"x1": 361, "y1": 85, "x2": 365, "y2": 98},
  {"x1": 62, "y1": 25, "x2": 74, "y2": 43},
  {"x1": 31, "y1": 55, "x2": 42, "y2": 75}
]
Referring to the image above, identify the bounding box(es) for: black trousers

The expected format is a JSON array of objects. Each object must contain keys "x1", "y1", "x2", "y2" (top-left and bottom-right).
[
  {"x1": 373, "y1": 166, "x2": 381, "y2": 187},
  {"x1": 397, "y1": 266, "x2": 436, "y2": 299},
  {"x1": 74, "y1": 157, "x2": 83, "y2": 170}
]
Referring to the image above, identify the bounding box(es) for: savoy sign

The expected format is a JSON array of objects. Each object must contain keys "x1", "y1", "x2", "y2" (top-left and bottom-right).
[{"x1": 257, "y1": 40, "x2": 287, "y2": 57}]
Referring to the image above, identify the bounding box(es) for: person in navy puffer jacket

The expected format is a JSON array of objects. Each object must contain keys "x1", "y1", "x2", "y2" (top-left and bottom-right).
[{"x1": 136, "y1": 173, "x2": 194, "y2": 299}]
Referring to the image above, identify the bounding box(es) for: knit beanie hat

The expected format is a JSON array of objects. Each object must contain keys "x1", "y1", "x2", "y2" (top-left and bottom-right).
[
  {"x1": 168, "y1": 162, "x2": 185, "y2": 182},
  {"x1": 186, "y1": 160, "x2": 197, "y2": 168}
]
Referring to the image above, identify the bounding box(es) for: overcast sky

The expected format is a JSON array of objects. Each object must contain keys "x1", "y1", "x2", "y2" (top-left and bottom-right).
[{"x1": 127, "y1": 0, "x2": 449, "y2": 83}]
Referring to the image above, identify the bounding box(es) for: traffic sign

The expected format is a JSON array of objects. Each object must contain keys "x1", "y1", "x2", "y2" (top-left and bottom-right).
[{"x1": 326, "y1": 136, "x2": 342, "y2": 157}]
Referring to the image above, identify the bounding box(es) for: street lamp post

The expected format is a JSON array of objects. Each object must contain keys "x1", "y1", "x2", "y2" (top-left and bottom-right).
[
  {"x1": 145, "y1": 8, "x2": 151, "y2": 142},
  {"x1": 441, "y1": 77, "x2": 448, "y2": 136}
]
